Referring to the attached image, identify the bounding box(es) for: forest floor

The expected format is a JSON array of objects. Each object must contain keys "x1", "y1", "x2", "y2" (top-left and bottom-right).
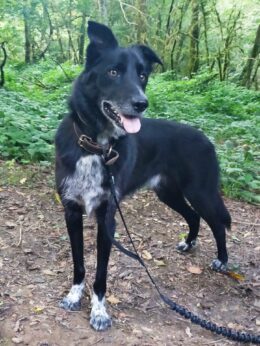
[{"x1": 0, "y1": 165, "x2": 259, "y2": 346}]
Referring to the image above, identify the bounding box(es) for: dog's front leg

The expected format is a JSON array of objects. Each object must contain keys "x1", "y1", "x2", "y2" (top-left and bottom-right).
[
  {"x1": 59, "y1": 201, "x2": 85, "y2": 311},
  {"x1": 90, "y1": 201, "x2": 116, "y2": 331}
]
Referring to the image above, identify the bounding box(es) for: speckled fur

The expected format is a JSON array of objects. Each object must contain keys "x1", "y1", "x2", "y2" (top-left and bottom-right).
[{"x1": 62, "y1": 155, "x2": 109, "y2": 215}]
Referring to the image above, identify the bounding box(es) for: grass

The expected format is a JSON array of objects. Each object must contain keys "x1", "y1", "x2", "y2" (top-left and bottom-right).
[{"x1": 0, "y1": 63, "x2": 259, "y2": 203}]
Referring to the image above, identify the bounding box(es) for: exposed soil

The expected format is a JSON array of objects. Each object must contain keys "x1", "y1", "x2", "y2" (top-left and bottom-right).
[{"x1": 0, "y1": 167, "x2": 259, "y2": 346}]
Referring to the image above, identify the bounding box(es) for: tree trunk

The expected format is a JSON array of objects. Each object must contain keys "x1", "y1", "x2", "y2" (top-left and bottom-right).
[
  {"x1": 166, "y1": 0, "x2": 175, "y2": 36},
  {"x1": 99, "y1": 0, "x2": 109, "y2": 24},
  {"x1": 239, "y1": 24, "x2": 260, "y2": 88},
  {"x1": 200, "y1": 0, "x2": 209, "y2": 66},
  {"x1": 78, "y1": 11, "x2": 87, "y2": 64},
  {"x1": 136, "y1": 0, "x2": 147, "y2": 43},
  {"x1": 170, "y1": 0, "x2": 190, "y2": 72},
  {"x1": 50, "y1": 2, "x2": 66, "y2": 62},
  {"x1": 188, "y1": 0, "x2": 200, "y2": 77},
  {"x1": 23, "y1": 3, "x2": 31, "y2": 64},
  {"x1": 35, "y1": 0, "x2": 54, "y2": 61},
  {"x1": 222, "y1": 10, "x2": 241, "y2": 80},
  {"x1": 0, "y1": 42, "x2": 7, "y2": 87}
]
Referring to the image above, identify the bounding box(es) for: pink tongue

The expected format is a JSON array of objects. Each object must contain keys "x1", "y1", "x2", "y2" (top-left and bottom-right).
[{"x1": 120, "y1": 115, "x2": 141, "y2": 133}]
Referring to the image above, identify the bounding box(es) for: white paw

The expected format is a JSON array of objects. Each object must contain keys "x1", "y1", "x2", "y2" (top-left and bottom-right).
[
  {"x1": 177, "y1": 240, "x2": 196, "y2": 252},
  {"x1": 59, "y1": 282, "x2": 84, "y2": 311},
  {"x1": 211, "y1": 259, "x2": 227, "y2": 272},
  {"x1": 90, "y1": 293, "x2": 112, "y2": 331}
]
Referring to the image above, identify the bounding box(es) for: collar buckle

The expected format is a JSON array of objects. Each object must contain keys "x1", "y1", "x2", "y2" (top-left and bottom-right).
[{"x1": 74, "y1": 122, "x2": 119, "y2": 165}]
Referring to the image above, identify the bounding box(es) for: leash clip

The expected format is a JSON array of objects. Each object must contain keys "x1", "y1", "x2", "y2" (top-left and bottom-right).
[{"x1": 103, "y1": 148, "x2": 119, "y2": 166}]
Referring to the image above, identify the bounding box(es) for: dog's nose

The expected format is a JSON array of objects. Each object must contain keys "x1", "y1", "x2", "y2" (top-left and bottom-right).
[{"x1": 132, "y1": 99, "x2": 148, "y2": 113}]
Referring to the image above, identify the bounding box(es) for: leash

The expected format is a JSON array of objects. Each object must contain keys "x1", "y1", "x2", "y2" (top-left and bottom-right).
[
  {"x1": 74, "y1": 125, "x2": 259, "y2": 343},
  {"x1": 106, "y1": 167, "x2": 260, "y2": 344}
]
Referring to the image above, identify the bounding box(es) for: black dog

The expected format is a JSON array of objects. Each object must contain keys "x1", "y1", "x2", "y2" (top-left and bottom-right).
[{"x1": 55, "y1": 21, "x2": 231, "y2": 331}]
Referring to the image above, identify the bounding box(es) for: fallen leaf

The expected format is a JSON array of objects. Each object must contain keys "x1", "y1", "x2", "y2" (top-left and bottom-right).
[
  {"x1": 178, "y1": 232, "x2": 187, "y2": 241},
  {"x1": 12, "y1": 337, "x2": 23, "y2": 344},
  {"x1": 132, "y1": 328, "x2": 142, "y2": 338},
  {"x1": 5, "y1": 221, "x2": 16, "y2": 228},
  {"x1": 142, "y1": 250, "x2": 152, "y2": 260},
  {"x1": 107, "y1": 294, "x2": 120, "y2": 304},
  {"x1": 254, "y1": 299, "x2": 260, "y2": 309},
  {"x1": 185, "y1": 327, "x2": 192, "y2": 338},
  {"x1": 227, "y1": 323, "x2": 243, "y2": 330},
  {"x1": 187, "y1": 265, "x2": 202, "y2": 274},
  {"x1": 23, "y1": 248, "x2": 33, "y2": 254},
  {"x1": 43, "y1": 269, "x2": 56, "y2": 276},
  {"x1": 226, "y1": 271, "x2": 245, "y2": 281},
  {"x1": 54, "y1": 192, "x2": 61, "y2": 204},
  {"x1": 154, "y1": 259, "x2": 166, "y2": 266},
  {"x1": 32, "y1": 306, "x2": 44, "y2": 314},
  {"x1": 29, "y1": 320, "x2": 40, "y2": 326},
  {"x1": 141, "y1": 326, "x2": 153, "y2": 333}
]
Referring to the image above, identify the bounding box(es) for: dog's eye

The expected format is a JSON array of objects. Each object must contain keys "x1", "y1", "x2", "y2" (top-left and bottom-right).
[
  {"x1": 108, "y1": 69, "x2": 119, "y2": 78},
  {"x1": 139, "y1": 73, "x2": 146, "y2": 82}
]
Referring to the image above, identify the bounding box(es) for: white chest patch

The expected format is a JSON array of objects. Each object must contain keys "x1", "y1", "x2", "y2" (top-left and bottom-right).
[{"x1": 62, "y1": 155, "x2": 109, "y2": 215}]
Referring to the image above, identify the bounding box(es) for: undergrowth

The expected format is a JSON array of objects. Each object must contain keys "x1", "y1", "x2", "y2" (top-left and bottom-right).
[{"x1": 0, "y1": 63, "x2": 259, "y2": 203}]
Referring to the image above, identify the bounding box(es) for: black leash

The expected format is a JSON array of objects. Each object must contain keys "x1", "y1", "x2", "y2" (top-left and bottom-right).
[
  {"x1": 74, "y1": 123, "x2": 259, "y2": 343},
  {"x1": 106, "y1": 167, "x2": 260, "y2": 344}
]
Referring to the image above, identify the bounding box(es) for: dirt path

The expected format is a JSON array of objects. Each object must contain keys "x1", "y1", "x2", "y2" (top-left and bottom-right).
[{"x1": 0, "y1": 169, "x2": 259, "y2": 346}]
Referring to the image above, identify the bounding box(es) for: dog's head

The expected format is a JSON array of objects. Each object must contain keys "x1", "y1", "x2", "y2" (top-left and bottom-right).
[{"x1": 76, "y1": 21, "x2": 162, "y2": 135}]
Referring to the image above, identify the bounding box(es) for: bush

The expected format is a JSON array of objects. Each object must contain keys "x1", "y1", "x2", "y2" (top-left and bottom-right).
[{"x1": 147, "y1": 73, "x2": 260, "y2": 203}]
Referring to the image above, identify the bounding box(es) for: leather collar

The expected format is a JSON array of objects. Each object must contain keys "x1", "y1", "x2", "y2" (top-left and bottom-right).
[{"x1": 73, "y1": 122, "x2": 119, "y2": 165}]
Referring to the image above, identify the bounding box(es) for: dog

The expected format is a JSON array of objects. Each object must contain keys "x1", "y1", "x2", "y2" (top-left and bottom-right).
[{"x1": 55, "y1": 21, "x2": 231, "y2": 331}]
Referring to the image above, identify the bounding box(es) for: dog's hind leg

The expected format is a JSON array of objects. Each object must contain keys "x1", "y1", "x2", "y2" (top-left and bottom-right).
[
  {"x1": 185, "y1": 191, "x2": 230, "y2": 272},
  {"x1": 59, "y1": 201, "x2": 85, "y2": 311},
  {"x1": 155, "y1": 185, "x2": 200, "y2": 252},
  {"x1": 90, "y1": 202, "x2": 116, "y2": 331}
]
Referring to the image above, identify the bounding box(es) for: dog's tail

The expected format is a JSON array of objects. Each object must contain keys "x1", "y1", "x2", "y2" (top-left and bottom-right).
[{"x1": 217, "y1": 195, "x2": 232, "y2": 230}]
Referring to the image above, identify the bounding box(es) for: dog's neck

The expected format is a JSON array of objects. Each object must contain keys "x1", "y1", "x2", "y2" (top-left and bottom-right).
[{"x1": 72, "y1": 110, "x2": 125, "y2": 146}]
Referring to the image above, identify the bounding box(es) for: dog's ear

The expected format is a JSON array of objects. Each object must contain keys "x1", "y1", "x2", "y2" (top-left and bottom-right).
[
  {"x1": 86, "y1": 21, "x2": 118, "y2": 69},
  {"x1": 88, "y1": 21, "x2": 118, "y2": 48},
  {"x1": 135, "y1": 45, "x2": 163, "y2": 66}
]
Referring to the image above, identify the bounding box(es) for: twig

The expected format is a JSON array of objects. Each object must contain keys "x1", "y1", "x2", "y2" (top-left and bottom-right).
[
  {"x1": 118, "y1": 0, "x2": 136, "y2": 25},
  {"x1": 232, "y1": 220, "x2": 260, "y2": 227},
  {"x1": 91, "y1": 337, "x2": 104, "y2": 345},
  {"x1": 120, "y1": 1, "x2": 145, "y2": 16},
  {"x1": 50, "y1": 57, "x2": 73, "y2": 82},
  {"x1": 16, "y1": 227, "x2": 23, "y2": 247},
  {"x1": 202, "y1": 338, "x2": 230, "y2": 345}
]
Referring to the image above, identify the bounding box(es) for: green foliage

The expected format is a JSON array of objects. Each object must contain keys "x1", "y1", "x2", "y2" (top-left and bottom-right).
[
  {"x1": 0, "y1": 61, "x2": 81, "y2": 162},
  {"x1": 0, "y1": 64, "x2": 259, "y2": 203},
  {"x1": 147, "y1": 72, "x2": 260, "y2": 203}
]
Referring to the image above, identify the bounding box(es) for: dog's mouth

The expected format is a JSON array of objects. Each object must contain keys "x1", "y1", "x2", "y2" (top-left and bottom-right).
[{"x1": 102, "y1": 101, "x2": 141, "y2": 134}]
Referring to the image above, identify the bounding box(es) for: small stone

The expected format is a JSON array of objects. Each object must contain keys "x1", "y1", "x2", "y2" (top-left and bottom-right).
[
  {"x1": 254, "y1": 299, "x2": 260, "y2": 309},
  {"x1": 132, "y1": 328, "x2": 142, "y2": 338},
  {"x1": 12, "y1": 337, "x2": 23, "y2": 344},
  {"x1": 5, "y1": 221, "x2": 16, "y2": 228},
  {"x1": 23, "y1": 248, "x2": 33, "y2": 254}
]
